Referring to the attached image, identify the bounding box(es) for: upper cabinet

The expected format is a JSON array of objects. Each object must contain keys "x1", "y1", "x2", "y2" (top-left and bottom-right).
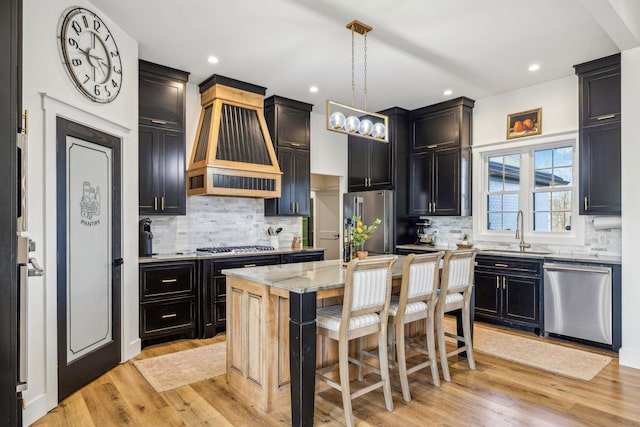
[
  {"x1": 574, "y1": 54, "x2": 621, "y2": 215},
  {"x1": 264, "y1": 96, "x2": 313, "y2": 216},
  {"x1": 347, "y1": 108, "x2": 410, "y2": 192},
  {"x1": 138, "y1": 60, "x2": 189, "y2": 216},
  {"x1": 408, "y1": 97, "x2": 474, "y2": 217}
]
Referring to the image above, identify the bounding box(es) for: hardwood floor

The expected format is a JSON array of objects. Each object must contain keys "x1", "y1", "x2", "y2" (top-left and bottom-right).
[{"x1": 31, "y1": 323, "x2": 640, "y2": 426}]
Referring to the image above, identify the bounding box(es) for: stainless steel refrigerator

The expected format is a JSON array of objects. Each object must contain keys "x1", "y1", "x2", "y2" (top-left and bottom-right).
[{"x1": 343, "y1": 190, "x2": 394, "y2": 254}]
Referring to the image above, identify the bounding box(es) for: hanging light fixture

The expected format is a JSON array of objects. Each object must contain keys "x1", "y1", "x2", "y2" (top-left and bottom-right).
[{"x1": 326, "y1": 20, "x2": 389, "y2": 143}]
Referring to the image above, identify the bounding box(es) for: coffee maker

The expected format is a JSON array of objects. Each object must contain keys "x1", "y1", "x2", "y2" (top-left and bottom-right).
[
  {"x1": 416, "y1": 219, "x2": 435, "y2": 245},
  {"x1": 139, "y1": 218, "x2": 153, "y2": 256}
]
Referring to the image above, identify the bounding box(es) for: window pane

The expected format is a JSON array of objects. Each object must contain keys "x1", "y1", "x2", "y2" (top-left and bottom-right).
[
  {"x1": 554, "y1": 147, "x2": 573, "y2": 167},
  {"x1": 551, "y1": 212, "x2": 571, "y2": 232},
  {"x1": 534, "y1": 149, "x2": 552, "y2": 169},
  {"x1": 534, "y1": 168, "x2": 554, "y2": 188},
  {"x1": 487, "y1": 194, "x2": 502, "y2": 212},
  {"x1": 534, "y1": 212, "x2": 550, "y2": 231},
  {"x1": 504, "y1": 212, "x2": 518, "y2": 231},
  {"x1": 552, "y1": 191, "x2": 571, "y2": 211},
  {"x1": 534, "y1": 192, "x2": 550, "y2": 211},
  {"x1": 503, "y1": 194, "x2": 519, "y2": 212},
  {"x1": 488, "y1": 174, "x2": 503, "y2": 192},
  {"x1": 488, "y1": 154, "x2": 520, "y2": 191},
  {"x1": 487, "y1": 213, "x2": 502, "y2": 230},
  {"x1": 553, "y1": 166, "x2": 572, "y2": 186}
]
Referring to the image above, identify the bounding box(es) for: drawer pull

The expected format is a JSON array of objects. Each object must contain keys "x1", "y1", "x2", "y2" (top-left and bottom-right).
[
  {"x1": 427, "y1": 144, "x2": 438, "y2": 149},
  {"x1": 496, "y1": 276, "x2": 500, "y2": 289},
  {"x1": 584, "y1": 196, "x2": 588, "y2": 211},
  {"x1": 161, "y1": 313, "x2": 177, "y2": 319},
  {"x1": 290, "y1": 143, "x2": 302, "y2": 147},
  {"x1": 151, "y1": 119, "x2": 167, "y2": 125},
  {"x1": 161, "y1": 278, "x2": 177, "y2": 283},
  {"x1": 243, "y1": 264, "x2": 257, "y2": 268},
  {"x1": 596, "y1": 114, "x2": 616, "y2": 121},
  {"x1": 495, "y1": 263, "x2": 509, "y2": 268}
]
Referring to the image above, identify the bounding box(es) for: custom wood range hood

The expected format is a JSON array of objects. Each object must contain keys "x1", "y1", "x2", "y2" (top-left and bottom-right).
[{"x1": 187, "y1": 75, "x2": 281, "y2": 198}]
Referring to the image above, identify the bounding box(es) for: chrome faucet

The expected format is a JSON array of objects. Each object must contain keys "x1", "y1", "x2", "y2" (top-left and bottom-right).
[{"x1": 515, "y1": 210, "x2": 531, "y2": 252}]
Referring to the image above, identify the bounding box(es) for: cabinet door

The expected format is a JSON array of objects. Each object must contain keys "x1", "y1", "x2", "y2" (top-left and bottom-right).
[
  {"x1": 139, "y1": 72, "x2": 186, "y2": 130},
  {"x1": 412, "y1": 108, "x2": 459, "y2": 151},
  {"x1": 160, "y1": 129, "x2": 186, "y2": 215},
  {"x1": 369, "y1": 139, "x2": 392, "y2": 188},
  {"x1": 139, "y1": 126, "x2": 186, "y2": 215},
  {"x1": 580, "y1": 67, "x2": 620, "y2": 127},
  {"x1": 139, "y1": 126, "x2": 161, "y2": 214},
  {"x1": 503, "y1": 276, "x2": 539, "y2": 326},
  {"x1": 580, "y1": 123, "x2": 621, "y2": 215},
  {"x1": 292, "y1": 149, "x2": 310, "y2": 216},
  {"x1": 277, "y1": 105, "x2": 310, "y2": 149},
  {"x1": 348, "y1": 137, "x2": 371, "y2": 190},
  {"x1": 408, "y1": 151, "x2": 433, "y2": 215},
  {"x1": 276, "y1": 147, "x2": 295, "y2": 215},
  {"x1": 432, "y1": 147, "x2": 460, "y2": 216},
  {"x1": 474, "y1": 271, "x2": 501, "y2": 320}
]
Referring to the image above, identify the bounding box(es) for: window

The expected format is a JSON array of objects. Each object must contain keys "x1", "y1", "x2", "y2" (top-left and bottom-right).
[{"x1": 474, "y1": 136, "x2": 582, "y2": 245}]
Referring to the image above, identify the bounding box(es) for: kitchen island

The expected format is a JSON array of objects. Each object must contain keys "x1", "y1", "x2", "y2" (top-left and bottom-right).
[{"x1": 222, "y1": 257, "x2": 469, "y2": 426}]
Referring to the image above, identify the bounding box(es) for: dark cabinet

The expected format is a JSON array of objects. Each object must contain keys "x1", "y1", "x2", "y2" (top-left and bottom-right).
[
  {"x1": 139, "y1": 261, "x2": 197, "y2": 345},
  {"x1": 139, "y1": 125, "x2": 186, "y2": 215},
  {"x1": 138, "y1": 60, "x2": 189, "y2": 216},
  {"x1": 408, "y1": 98, "x2": 473, "y2": 216},
  {"x1": 579, "y1": 123, "x2": 621, "y2": 214},
  {"x1": 347, "y1": 108, "x2": 409, "y2": 192},
  {"x1": 264, "y1": 96, "x2": 313, "y2": 216},
  {"x1": 574, "y1": 54, "x2": 621, "y2": 215},
  {"x1": 281, "y1": 250, "x2": 325, "y2": 264},
  {"x1": 474, "y1": 255, "x2": 542, "y2": 331}
]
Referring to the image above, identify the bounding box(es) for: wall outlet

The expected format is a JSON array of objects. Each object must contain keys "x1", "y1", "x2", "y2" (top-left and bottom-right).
[{"x1": 598, "y1": 233, "x2": 607, "y2": 244}]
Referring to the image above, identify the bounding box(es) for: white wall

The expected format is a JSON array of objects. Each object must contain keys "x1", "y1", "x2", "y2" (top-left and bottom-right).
[
  {"x1": 473, "y1": 75, "x2": 578, "y2": 146},
  {"x1": 620, "y1": 46, "x2": 640, "y2": 368},
  {"x1": 22, "y1": 0, "x2": 139, "y2": 424}
]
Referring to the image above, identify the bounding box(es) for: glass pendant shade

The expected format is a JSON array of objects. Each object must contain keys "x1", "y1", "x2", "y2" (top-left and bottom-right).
[
  {"x1": 358, "y1": 119, "x2": 373, "y2": 136},
  {"x1": 372, "y1": 122, "x2": 386, "y2": 139},
  {"x1": 345, "y1": 116, "x2": 360, "y2": 133},
  {"x1": 329, "y1": 111, "x2": 346, "y2": 129}
]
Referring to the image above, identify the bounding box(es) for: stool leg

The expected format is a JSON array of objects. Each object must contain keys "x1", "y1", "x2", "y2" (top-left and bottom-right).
[
  {"x1": 378, "y1": 328, "x2": 394, "y2": 412},
  {"x1": 395, "y1": 320, "x2": 411, "y2": 402},
  {"x1": 462, "y1": 302, "x2": 476, "y2": 370},
  {"x1": 355, "y1": 337, "x2": 364, "y2": 381},
  {"x1": 426, "y1": 311, "x2": 441, "y2": 387},
  {"x1": 339, "y1": 338, "x2": 355, "y2": 427},
  {"x1": 437, "y1": 311, "x2": 451, "y2": 382}
]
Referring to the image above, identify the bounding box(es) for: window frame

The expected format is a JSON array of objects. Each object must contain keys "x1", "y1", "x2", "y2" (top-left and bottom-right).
[{"x1": 472, "y1": 133, "x2": 585, "y2": 246}]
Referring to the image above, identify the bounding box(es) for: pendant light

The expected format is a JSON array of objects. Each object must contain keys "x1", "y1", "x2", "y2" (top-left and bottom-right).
[{"x1": 326, "y1": 20, "x2": 389, "y2": 143}]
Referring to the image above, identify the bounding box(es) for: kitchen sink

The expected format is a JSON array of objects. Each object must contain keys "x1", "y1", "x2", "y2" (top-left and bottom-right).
[{"x1": 479, "y1": 249, "x2": 552, "y2": 255}]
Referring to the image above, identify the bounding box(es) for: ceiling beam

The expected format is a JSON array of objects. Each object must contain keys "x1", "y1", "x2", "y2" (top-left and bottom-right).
[{"x1": 578, "y1": 0, "x2": 640, "y2": 51}]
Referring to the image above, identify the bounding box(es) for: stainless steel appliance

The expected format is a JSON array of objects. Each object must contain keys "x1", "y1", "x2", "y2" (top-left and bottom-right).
[
  {"x1": 196, "y1": 245, "x2": 275, "y2": 254},
  {"x1": 544, "y1": 263, "x2": 612, "y2": 345},
  {"x1": 416, "y1": 219, "x2": 435, "y2": 245},
  {"x1": 343, "y1": 190, "x2": 393, "y2": 254}
]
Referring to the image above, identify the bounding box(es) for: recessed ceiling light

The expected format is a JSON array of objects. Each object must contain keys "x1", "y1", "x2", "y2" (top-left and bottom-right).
[
  {"x1": 207, "y1": 56, "x2": 219, "y2": 64},
  {"x1": 528, "y1": 63, "x2": 540, "y2": 72},
  {"x1": 309, "y1": 86, "x2": 319, "y2": 93},
  {"x1": 443, "y1": 89, "x2": 453, "y2": 96}
]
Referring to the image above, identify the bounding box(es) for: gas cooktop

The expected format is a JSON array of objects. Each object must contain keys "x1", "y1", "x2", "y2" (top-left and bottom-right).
[{"x1": 196, "y1": 245, "x2": 275, "y2": 254}]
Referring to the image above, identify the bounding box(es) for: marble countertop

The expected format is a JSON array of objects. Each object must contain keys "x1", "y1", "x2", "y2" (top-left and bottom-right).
[
  {"x1": 395, "y1": 244, "x2": 621, "y2": 265},
  {"x1": 222, "y1": 256, "x2": 406, "y2": 294},
  {"x1": 139, "y1": 247, "x2": 325, "y2": 264}
]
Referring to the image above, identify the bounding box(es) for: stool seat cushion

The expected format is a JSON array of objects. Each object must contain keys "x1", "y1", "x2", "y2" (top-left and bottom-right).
[
  {"x1": 444, "y1": 292, "x2": 464, "y2": 310},
  {"x1": 317, "y1": 305, "x2": 380, "y2": 331},
  {"x1": 388, "y1": 298, "x2": 429, "y2": 317}
]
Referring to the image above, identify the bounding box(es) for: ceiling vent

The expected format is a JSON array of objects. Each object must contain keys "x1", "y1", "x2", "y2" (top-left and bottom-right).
[{"x1": 187, "y1": 75, "x2": 281, "y2": 198}]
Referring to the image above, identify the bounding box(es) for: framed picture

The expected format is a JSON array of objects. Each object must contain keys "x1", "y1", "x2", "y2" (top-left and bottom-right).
[{"x1": 507, "y1": 108, "x2": 542, "y2": 139}]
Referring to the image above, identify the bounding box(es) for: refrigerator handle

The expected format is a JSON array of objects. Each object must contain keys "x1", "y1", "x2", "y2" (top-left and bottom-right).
[{"x1": 354, "y1": 196, "x2": 363, "y2": 220}]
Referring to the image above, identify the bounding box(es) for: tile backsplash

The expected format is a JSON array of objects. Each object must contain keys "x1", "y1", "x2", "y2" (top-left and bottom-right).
[
  {"x1": 145, "y1": 196, "x2": 302, "y2": 254},
  {"x1": 420, "y1": 215, "x2": 621, "y2": 257}
]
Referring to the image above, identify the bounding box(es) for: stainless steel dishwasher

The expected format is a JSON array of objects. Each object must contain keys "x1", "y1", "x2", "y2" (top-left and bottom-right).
[{"x1": 543, "y1": 263, "x2": 612, "y2": 345}]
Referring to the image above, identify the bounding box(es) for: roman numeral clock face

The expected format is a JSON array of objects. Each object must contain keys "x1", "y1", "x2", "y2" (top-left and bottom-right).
[{"x1": 58, "y1": 7, "x2": 122, "y2": 103}]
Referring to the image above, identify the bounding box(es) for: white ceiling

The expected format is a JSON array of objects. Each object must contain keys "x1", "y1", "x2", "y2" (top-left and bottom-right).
[{"x1": 90, "y1": 0, "x2": 639, "y2": 113}]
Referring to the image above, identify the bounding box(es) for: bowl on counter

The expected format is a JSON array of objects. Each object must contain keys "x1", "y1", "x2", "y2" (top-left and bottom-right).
[{"x1": 456, "y1": 242, "x2": 474, "y2": 249}]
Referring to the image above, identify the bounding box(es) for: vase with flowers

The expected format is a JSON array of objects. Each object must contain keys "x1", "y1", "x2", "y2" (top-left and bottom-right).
[{"x1": 351, "y1": 215, "x2": 381, "y2": 259}]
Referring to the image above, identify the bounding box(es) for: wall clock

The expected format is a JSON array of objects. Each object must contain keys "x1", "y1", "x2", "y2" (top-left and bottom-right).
[{"x1": 58, "y1": 7, "x2": 123, "y2": 103}]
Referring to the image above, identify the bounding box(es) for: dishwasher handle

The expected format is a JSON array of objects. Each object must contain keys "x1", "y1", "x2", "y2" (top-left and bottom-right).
[{"x1": 543, "y1": 263, "x2": 610, "y2": 275}]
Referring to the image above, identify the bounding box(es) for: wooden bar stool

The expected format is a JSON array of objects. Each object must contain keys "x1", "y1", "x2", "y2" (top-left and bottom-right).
[
  {"x1": 316, "y1": 255, "x2": 398, "y2": 427},
  {"x1": 387, "y1": 251, "x2": 445, "y2": 402},
  {"x1": 436, "y1": 249, "x2": 478, "y2": 381}
]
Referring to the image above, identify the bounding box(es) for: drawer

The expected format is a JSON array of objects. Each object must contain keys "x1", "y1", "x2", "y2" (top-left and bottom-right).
[
  {"x1": 141, "y1": 262, "x2": 196, "y2": 299},
  {"x1": 214, "y1": 254, "x2": 282, "y2": 274},
  {"x1": 475, "y1": 255, "x2": 541, "y2": 275},
  {"x1": 140, "y1": 298, "x2": 195, "y2": 337}
]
